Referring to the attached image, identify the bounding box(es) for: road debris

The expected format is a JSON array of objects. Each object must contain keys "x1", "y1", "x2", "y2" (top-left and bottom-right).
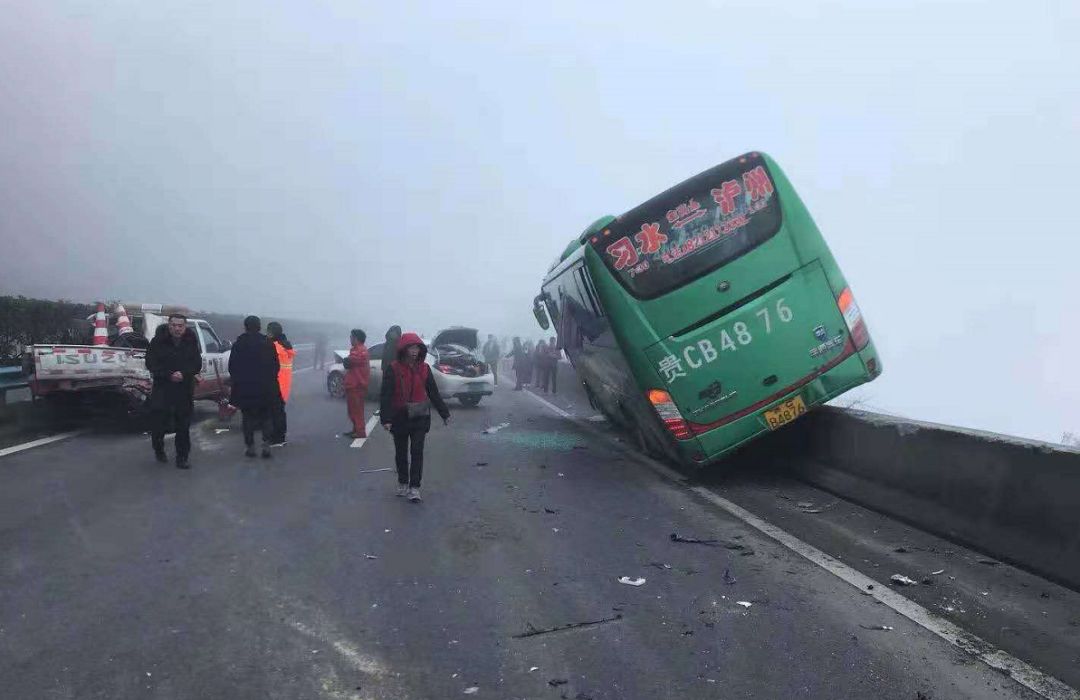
[
  {"x1": 735, "y1": 601, "x2": 752, "y2": 608},
  {"x1": 670, "y1": 532, "x2": 718, "y2": 546},
  {"x1": 797, "y1": 500, "x2": 838, "y2": 514},
  {"x1": 647, "y1": 562, "x2": 672, "y2": 571},
  {"x1": 544, "y1": 508, "x2": 559, "y2": 514},
  {"x1": 364, "y1": 554, "x2": 378, "y2": 560},
  {"x1": 513, "y1": 614, "x2": 622, "y2": 639},
  {"x1": 977, "y1": 558, "x2": 1000, "y2": 566},
  {"x1": 549, "y1": 679, "x2": 568, "y2": 687},
  {"x1": 214, "y1": 428, "x2": 230, "y2": 434},
  {"x1": 529, "y1": 667, "x2": 539, "y2": 672},
  {"x1": 358, "y1": 467, "x2": 393, "y2": 474},
  {"x1": 669, "y1": 532, "x2": 754, "y2": 554},
  {"x1": 931, "y1": 569, "x2": 945, "y2": 575},
  {"x1": 723, "y1": 568, "x2": 737, "y2": 585},
  {"x1": 482, "y1": 422, "x2": 510, "y2": 435},
  {"x1": 890, "y1": 574, "x2": 918, "y2": 586},
  {"x1": 464, "y1": 687, "x2": 479, "y2": 695},
  {"x1": 618, "y1": 576, "x2": 646, "y2": 587},
  {"x1": 894, "y1": 546, "x2": 911, "y2": 553},
  {"x1": 859, "y1": 624, "x2": 894, "y2": 631},
  {"x1": 475, "y1": 461, "x2": 489, "y2": 466}
]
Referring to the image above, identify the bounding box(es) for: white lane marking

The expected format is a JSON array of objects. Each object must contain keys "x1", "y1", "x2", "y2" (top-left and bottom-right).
[
  {"x1": 0, "y1": 430, "x2": 84, "y2": 459},
  {"x1": 289, "y1": 620, "x2": 387, "y2": 677},
  {"x1": 521, "y1": 389, "x2": 1080, "y2": 700},
  {"x1": 350, "y1": 414, "x2": 381, "y2": 449},
  {"x1": 524, "y1": 390, "x2": 573, "y2": 419}
]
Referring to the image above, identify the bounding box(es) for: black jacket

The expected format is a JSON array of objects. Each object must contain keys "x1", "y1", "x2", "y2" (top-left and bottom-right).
[
  {"x1": 381, "y1": 329, "x2": 401, "y2": 375},
  {"x1": 145, "y1": 325, "x2": 202, "y2": 409},
  {"x1": 228, "y1": 331, "x2": 280, "y2": 411}
]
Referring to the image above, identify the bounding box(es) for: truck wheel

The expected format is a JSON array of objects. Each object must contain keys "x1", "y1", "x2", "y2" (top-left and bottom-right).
[{"x1": 327, "y1": 372, "x2": 345, "y2": 399}]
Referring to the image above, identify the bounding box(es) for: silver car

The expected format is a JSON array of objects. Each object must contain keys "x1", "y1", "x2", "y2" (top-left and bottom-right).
[{"x1": 326, "y1": 327, "x2": 495, "y2": 407}]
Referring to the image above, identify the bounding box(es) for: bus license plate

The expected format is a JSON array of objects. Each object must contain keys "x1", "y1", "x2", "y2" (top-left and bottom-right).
[{"x1": 764, "y1": 396, "x2": 807, "y2": 430}]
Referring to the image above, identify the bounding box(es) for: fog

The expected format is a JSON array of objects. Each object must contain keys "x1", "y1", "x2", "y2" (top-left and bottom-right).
[{"x1": 0, "y1": 1, "x2": 1076, "y2": 443}]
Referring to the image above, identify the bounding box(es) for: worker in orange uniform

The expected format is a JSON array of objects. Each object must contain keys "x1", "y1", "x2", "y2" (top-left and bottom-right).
[
  {"x1": 267, "y1": 322, "x2": 296, "y2": 446},
  {"x1": 343, "y1": 329, "x2": 371, "y2": 437}
]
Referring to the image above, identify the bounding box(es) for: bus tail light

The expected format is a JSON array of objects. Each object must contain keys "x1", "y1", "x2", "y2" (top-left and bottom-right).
[
  {"x1": 837, "y1": 288, "x2": 869, "y2": 350},
  {"x1": 647, "y1": 389, "x2": 692, "y2": 440}
]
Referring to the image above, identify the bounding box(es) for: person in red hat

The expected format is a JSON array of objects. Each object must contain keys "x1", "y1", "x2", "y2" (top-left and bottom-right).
[{"x1": 379, "y1": 332, "x2": 450, "y2": 502}]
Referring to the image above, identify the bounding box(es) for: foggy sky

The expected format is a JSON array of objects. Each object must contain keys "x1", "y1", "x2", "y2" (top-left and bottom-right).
[{"x1": 1, "y1": 1, "x2": 1077, "y2": 443}]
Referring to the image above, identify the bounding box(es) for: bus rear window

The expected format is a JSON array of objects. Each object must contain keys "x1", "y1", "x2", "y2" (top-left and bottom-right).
[{"x1": 593, "y1": 154, "x2": 781, "y2": 299}]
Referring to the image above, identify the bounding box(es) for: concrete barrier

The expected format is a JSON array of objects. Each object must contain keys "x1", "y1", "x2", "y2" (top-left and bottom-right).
[{"x1": 752, "y1": 407, "x2": 1080, "y2": 591}]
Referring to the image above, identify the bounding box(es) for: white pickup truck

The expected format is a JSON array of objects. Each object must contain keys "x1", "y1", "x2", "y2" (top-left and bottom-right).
[{"x1": 24, "y1": 310, "x2": 232, "y2": 412}]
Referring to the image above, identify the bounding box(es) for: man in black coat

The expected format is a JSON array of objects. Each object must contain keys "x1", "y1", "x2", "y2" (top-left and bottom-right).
[
  {"x1": 145, "y1": 314, "x2": 203, "y2": 469},
  {"x1": 228, "y1": 315, "x2": 280, "y2": 459},
  {"x1": 381, "y1": 325, "x2": 401, "y2": 375}
]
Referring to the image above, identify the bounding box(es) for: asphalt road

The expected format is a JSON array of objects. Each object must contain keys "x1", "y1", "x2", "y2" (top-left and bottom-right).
[{"x1": 0, "y1": 365, "x2": 1072, "y2": 699}]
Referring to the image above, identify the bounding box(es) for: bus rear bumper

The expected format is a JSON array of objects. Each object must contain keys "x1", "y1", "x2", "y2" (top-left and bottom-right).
[{"x1": 682, "y1": 344, "x2": 880, "y2": 466}]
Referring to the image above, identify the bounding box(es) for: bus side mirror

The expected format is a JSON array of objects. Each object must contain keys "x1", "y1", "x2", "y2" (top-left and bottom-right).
[{"x1": 533, "y1": 301, "x2": 550, "y2": 330}]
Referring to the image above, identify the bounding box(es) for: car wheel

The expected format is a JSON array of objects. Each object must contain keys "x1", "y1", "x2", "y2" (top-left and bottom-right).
[
  {"x1": 327, "y1": 372, "x2": 345, "y2": 399},
  {"x1": 459, "y1": 395, "x2": 482, "y2": 408}
]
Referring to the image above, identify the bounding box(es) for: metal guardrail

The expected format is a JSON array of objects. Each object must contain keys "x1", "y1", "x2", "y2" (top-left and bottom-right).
[{"x1": 0, "y1": 367, "x2": 30, "y2": 406}]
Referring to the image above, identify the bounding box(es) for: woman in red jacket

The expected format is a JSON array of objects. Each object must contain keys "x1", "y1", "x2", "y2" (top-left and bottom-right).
[
  {"x1": 343, "y1": 329, "x2": 371, "y2": 438},
  {"x1": 379, "y1": 332, "x2": 450, "y2": 502}
]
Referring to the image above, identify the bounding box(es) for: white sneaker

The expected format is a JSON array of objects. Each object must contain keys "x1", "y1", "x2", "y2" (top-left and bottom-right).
[
  {"x1": 396, "y1": 483, "x2": 409, "y2": 498},
  {"x1": 407, "y1": 487, "x2": 422, "y2": 502}
]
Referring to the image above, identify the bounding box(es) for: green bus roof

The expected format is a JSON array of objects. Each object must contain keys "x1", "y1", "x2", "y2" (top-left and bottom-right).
[{"x1": 554, "y1": 215, "x2": 617, "y2": 266}]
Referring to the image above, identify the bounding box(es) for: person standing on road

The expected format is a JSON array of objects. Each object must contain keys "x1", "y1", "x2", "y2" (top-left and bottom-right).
[
  {"x1": 536, "y1": 338, "x2": 557, "y2": 394},
  {"x1": 343, "y1": 329, "x2": 371, "y2": 438},
  {"x1": 314, "y1": 332, "x2": 328, "y2": 370},
  {"x1": 267, "y1": 322, "x2": 295, "y2": 446},
  {"x1": 482, "y1": 334, "x2": 501, "y2": 386},
  {"x1": 380, "y1": 332, "x2": 450, "y2": 502},
  {"x1": 547, "y1": 338, "x2": 561, "y2": 395},
  {"x1": 145, "y1": 314, "x2": 202, "y2": 469},
  {"x1": 228, "y1": 316, "x2": 280, "y2": 459},
  {"x1": 507, "y1": 337, "x2": 525, "y2": 391},
  {"x1": 522, "y1": 339, "x2": 535, "y2": 388},
  {"x1": 381, "y1": 325, "x2": 402, "y2": 375}
]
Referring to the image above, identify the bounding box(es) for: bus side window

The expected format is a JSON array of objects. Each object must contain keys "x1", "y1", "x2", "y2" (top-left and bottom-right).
[{"x1": 577, "y1": 267, "x2": 604, "y2": 318}]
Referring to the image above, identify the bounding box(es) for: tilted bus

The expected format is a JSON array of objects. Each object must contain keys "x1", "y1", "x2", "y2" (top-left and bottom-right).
[{"x1": 534, "y1": 151, "x2": 882, "y2": 467}]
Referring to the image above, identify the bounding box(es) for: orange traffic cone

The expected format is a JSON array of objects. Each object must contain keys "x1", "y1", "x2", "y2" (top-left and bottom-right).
[
  {"x1": 114, "y1": 303, "x2": 134, "y2": 336},
  {"x1": 92, "y1": 302, "x2": 109, "y2": 346}
]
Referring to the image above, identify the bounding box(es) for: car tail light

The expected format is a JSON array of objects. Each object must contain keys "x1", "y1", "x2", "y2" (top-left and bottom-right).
[
  {"x1": 647, "y1": 389, "x2": 692, "y2": 440},
  {"x1": 435, "y1": 363, "x2": 455, "y2": 375},
  {"x1": 837, "y1": 288, "x2": 869, "y2": 350}
]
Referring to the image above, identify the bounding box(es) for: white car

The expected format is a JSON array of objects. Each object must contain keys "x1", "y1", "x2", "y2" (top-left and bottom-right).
[{"x1": 326, "y1": 327, "x2": 495, "y2": 407}]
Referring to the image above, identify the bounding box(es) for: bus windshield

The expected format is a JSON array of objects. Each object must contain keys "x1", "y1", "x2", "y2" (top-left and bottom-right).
[{"x1": 593, "y1": 154, "x2": 781, "y2": 299}]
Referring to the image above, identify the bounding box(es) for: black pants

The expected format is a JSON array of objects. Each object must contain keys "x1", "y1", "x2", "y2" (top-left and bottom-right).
[
  {"x1": 269, "y1": 396, "x2": 287, "y2": 443},
  {"x1": 242, "y1": 407, "x2": 272, "y2": 447},
  {"x1": 151, "y1": 402, "x2": 192, "y2": 459},
  {"x1": 547, "y1": 363, "x2": 557, "y2": 394},
  {"x1": 393, "y1": 427, "x2": 427, "y2": 487}
]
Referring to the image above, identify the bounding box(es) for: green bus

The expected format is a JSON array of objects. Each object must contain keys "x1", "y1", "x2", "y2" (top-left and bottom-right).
[{"x1": 533, "y1": 151, "x2": 881, "y2": 467}]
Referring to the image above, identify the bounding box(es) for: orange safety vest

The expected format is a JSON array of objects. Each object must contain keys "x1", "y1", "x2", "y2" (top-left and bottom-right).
[{"x1": 274, "y1": 341, "x2": 297, "y2": 402}]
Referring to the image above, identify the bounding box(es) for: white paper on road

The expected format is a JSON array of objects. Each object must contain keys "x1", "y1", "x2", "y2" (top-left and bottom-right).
[{"x1": 617, "y1": 576, "x2": 646, "y2": 586}]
